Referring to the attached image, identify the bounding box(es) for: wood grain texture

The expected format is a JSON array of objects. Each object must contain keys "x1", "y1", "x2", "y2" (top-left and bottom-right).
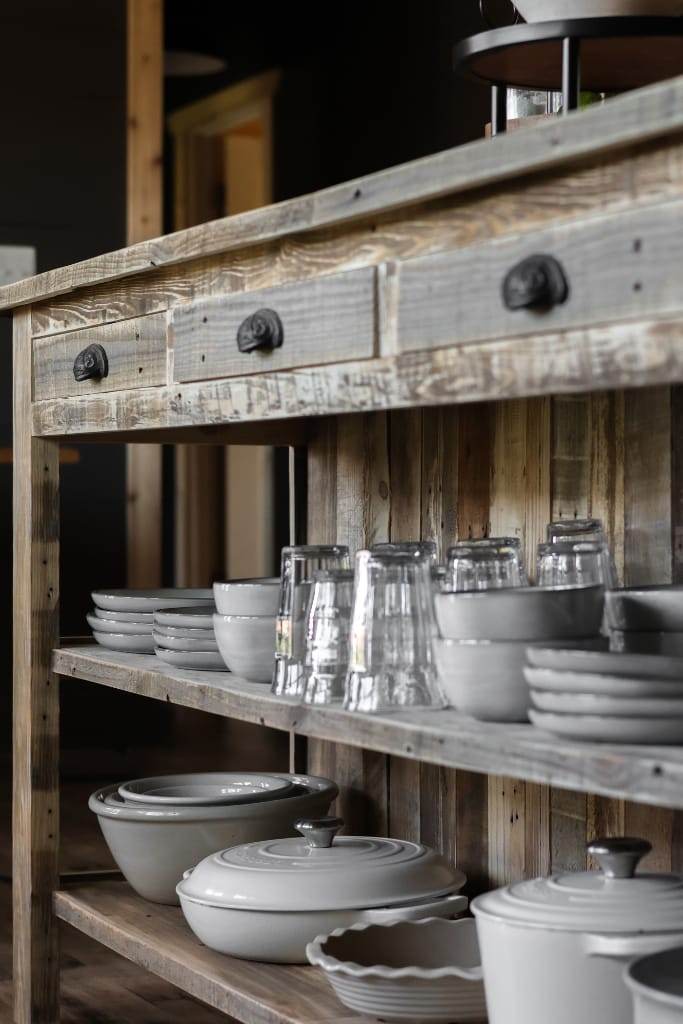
[
  {"x1": 13, "y1": 308, "x2": 60, "y2": 1023},
  {"x1": 8, "y1": 73, "x2": 683, "y2": 310},
  {"x1": 32, "y1": 311, "x2": 167, "y2": 401},
  {"x1": 127, "y1": 0, "x2": 162, "y2": 247}
]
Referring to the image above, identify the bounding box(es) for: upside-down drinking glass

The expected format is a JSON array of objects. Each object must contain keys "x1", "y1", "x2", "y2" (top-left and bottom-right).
[
  {"x1": 536, "y1": 540, "x2": 608, "y2": 588},
  {"x1": 272, "y1": 545, "x2": 350, "y2": 698},
  {"x1": 546, "y1": 518, "x2": 618, "y2": 587},
  {"x1": 371, "y1": 540, "x2": 438, "y2": 563},
  {"x1": 446, "y1": 542, "x2": 526, "y2": 591},
  {"x1": 344, "y1": 549, "x2": 446, "y2": 713},
  {"x1": 301, "y1": 569, "x2": 354, "y2": 706}
]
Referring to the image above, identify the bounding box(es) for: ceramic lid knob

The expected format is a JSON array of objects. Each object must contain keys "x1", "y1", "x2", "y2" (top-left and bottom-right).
[
  {"x1": 587, "y1": 837, "x2": 652, "y2": 879},
  {"x1": 295, "y1": 816, "x2": 344, "y2": 848}
]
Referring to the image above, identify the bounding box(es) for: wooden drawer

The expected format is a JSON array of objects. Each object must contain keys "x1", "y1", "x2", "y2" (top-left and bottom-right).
[
  {"x1": 32, "y1": 312, "x2": 167, "y2": 401},
  {"x1": 171, "y1": 266, "x2": 376, "y2": 382},
  {"x1": 396, "y1": 200, "x2": 683, "y2": 355}
]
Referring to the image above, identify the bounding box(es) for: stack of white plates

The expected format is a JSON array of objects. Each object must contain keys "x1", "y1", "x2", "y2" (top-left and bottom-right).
[
  {"x1": 88, "y1": 589, "x2": 214, "y2": 656},
  {"x1": 606, "y1": 584, "x2": 683, "y2": 655},
  {"x1": 525, "y1": 647, "x2": 683, "y2": 743},
  {"x1": 153, "y1": 605, "x2": 225, "y2": 672}
]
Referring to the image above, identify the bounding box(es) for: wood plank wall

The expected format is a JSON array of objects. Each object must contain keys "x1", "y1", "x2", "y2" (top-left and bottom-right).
[{"x1": 307, "y1": 388, "x2": 683, "y2": 891}]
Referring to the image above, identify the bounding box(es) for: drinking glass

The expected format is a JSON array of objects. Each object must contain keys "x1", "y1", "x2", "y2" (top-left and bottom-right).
[
  {"x1": 301, "y1": 569, "x2": 354, "y2": 706},
  {"x1": 446, "y1": 542, "x2": 526, "y2": 591},
  {"x1": 371, "y1": 540, "x2": 438, "y2": 562},
  {"x1": 536, "y1": 540, "x2": 607, "y2": 588},
  {"x1": 546, "y1": 518, "x2": 618, "y2": 587},
  {"x1": 273, "y1": 545, "x2": 350, "y2": 698},
  {"x1": 344, "y1": 549, "x2": 446, "y2": 713}
]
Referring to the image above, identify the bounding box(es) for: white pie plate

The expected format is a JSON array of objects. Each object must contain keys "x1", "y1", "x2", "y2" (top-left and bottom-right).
[
  {"x1": 94, "y1": 607, "x2": 155, "y2": 623},
  {"x1": 93, "y1": 588, "x2": 214, "y2": 613},
  {"x1": 529, "y1": 709, "x2": 683, "y2": 743},
  {"x1": 154, "y1": 647, "x2": 226, "y2": 671},
  {"x1": 87, "y1": 613, "x2": 153, "y2": 636},
  {"x1": 526, "y1": 646, "x2": 683, "y2": 679},
  {"x1": 152, "y1": 631, "x2": 218, "y2": 653},
  {"x1": 530, "y1": 689, "x2": 683, "y2": 717},
  {"x1": 154, "y1": 606, "x2": 216, "y2": 629},
  {"x1": 153, "y1": 623, "x2": 216, "y2": 640},
  {"x1": 93, "y1": 631, "x2": 155, "y2": 654},
  {"x1": 524, "y1": 666, "x2": 683, "y2": 698}
]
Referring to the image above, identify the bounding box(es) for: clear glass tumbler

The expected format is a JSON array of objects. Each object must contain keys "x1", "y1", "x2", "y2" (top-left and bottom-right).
[
  {"x1": 301, "y1": 569, "x2": 354, "y2": 706},
  {"x1": 371, "y1": 540, "x2": 438, "y2": 563},
  {"x1": 273, "y1": 545, "x2": 350, "y2": 698},
  {"x1": 546, "y1": 518, "x2": 618, "y2": 587},
  {"x1": 344, "y1": 549, "x2": 445, "y2": 713},
  {"x1": 536, "y1": 540, "x2": 608, "y2": 588},
  {"x1": 446, "y1": 542, "x2": 526, "y2": 591}
]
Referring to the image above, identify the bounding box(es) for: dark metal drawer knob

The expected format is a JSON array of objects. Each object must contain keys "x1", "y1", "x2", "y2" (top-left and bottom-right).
[
  {"x1": 236, "y1": 308, "x2": 284, "y2": 353},
  {"x1": 73, "y1": 343, "x2": 108, "y2": 382},
  {"x1": 502, "y1": 254, "x2": 569, "y2": 311}
]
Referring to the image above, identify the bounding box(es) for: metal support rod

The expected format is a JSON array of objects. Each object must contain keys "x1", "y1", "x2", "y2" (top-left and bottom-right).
[
  {"x1": 491, "y1": 84, "x2": 507, "y2": 135},
  {"x1": 562, "y1": 37, "x2": 581, "y2": 113}
]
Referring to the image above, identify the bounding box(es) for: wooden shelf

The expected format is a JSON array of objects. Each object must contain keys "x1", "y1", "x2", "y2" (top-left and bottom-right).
[
  {"x1": 55, "y1": 644, "x2": 683, "y2": 810},
  {"x1": 53, "y1": 882, "x2": 362, "y2": 1024}
]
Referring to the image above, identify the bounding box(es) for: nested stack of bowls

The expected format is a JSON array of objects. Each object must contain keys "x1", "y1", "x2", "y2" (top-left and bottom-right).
[
  {"x1": 606, "y1": 584, "x2": 683, "y2": 656},
  {"x1": 87, "y1": 588, "x2": 214, "y2": 655},
  {"x1": 153, "y1": 605, "x2": 224, "y2": 672},
  {"x1": 89, "y1": 771, "x2": 338, "y2": 904},
  {"x1": 213, "y1": 577, "x2": 279, "y2": 682}
]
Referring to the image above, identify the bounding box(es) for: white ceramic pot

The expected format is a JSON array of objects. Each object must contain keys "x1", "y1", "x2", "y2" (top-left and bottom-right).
[
  {"x1": 213, "y1": 578, "x2": 279, "y2": 616},
  {"x1": 213, "y1": 613, "x2": 275, "y2": 682},
  {"x1": 472, "y1": 838, "x2": 683, "y2": 1024},
  {"x1": 514, "y1": 0, "x2": 683, "y2": 21},
  {"x1": 177, "y1": 817, "x2": 468, "y2": 963},
  {"x1": 625, "y1": 946, "x2": 683, "y2": 1023},
  {"x1": 89, "y1": 774, "x2": 338, "y2": 904}
]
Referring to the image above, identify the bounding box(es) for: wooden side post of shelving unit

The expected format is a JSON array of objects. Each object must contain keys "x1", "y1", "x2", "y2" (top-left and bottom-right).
[{"x1": 13, "y1": 307, "x2": 60, "y2": 1023}]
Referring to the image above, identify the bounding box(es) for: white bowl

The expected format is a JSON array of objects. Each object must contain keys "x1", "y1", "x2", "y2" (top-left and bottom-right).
[
  {"x1": 118, "y1": 772, "x2": 294, "y2": 806},
  {"x1": 306, "y1": 917, "x2": 485, "y2": 1023},
  {"x1": 605, "y1": 585, "x2": 683, "y2": 632},
  {"x1": 152, "y1": 631, "x2": 218, "y2": 652},
  {"x1": 434, "y1": 584, "x2": 604, "y2": 642},
  {"x1": 93, "y1": 589, "x2": 214, "y2": 613},
  {"x1": 611, "y1": 631, "x2": 683, "y2": 656},
  {"x1": 213, "y1": 578, "x2": 279, "y2": 616},
  {"x1": 87, "y1": 613, "x2": 153, "y2": 636},
  {"x1": 213, "y1": 613, "x2": 276, "y2": 683},
  {"x1": 89, "y1": 774, "x2": 338, "y2": 904},
  {"x1": 514, "y1": 0, "x2": 683, "y2": 20},
  {"x1": 92, "y1": 631, "x2": 155, "y2": 654}
]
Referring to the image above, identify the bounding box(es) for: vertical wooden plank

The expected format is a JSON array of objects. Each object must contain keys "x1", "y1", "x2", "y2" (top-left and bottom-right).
[
  {"x1": 13, "y1": 307, "x2": 60, "y2": 1023},
  {"x1": 126, "y1": 0, "x2": 163, "y2": 587},
  {"x1": 174, "y1": 446, "x2": 225, "y2": 585}
]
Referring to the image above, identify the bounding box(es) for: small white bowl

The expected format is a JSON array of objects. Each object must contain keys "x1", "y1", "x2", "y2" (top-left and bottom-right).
[
  {"x1": 514, "y1": 0, "x2": 683, "y2": 20},
  {"x1": 213, "y1": 613, "x2": 276, "y2": 683},
  {"x1": 606, "y1": 585, "x2": 683, "y2": 633},
  {"x1": 213, "y1": 578, "x2": 279, "y2": 617},
  {"x1": 92, "y1": 631, "x2": 155, "y2": 654}
]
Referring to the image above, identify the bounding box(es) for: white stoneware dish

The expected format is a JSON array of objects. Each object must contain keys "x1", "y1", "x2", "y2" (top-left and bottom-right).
[
  {"x1": 118, "y1": 772, "x2": 294, "y2": 806},
  {"x1": 529, "y1": 708, "x2": 683, "y2": 743},
  {"x1": 530, "y1": 689, "x2": 683, "y2": 716},
  {"x1": 625, "y1": 946, "x2": 683, "y2": 1024},
  {"x1": 94, "y1": 608, "x2": 154, "y2": 623},
  {"x1": 152, "y1": 623, "x2": 215, "y2": 640},
  {"x1": 177, "y1": 817, "x2": 468, "y2": 963},
  {"x1": 306, "y1": 917, "x2": 486, "y2": 1023},
  {"x1": 434, "y1": 584, "x2": 604, "y2": 642},
  {"x1": 213, "y1": 577, "x2": 279, "y2": 616},
  {"x1": 213, "y1": 613, "x2": 275, "y2": 682},
  {"x1": 514, "y1": 0, "x2": 683, "y2": 20},
  {"x1": 93, "y1": 588, "x2": 214, "y2": 613},
  {"x1": 472, "y1": 837, "x2": 683, "y2": 1024},
  {"x1": 89, "y1": 774, "x2": 338, "y2": 904},
  {"x1": 526, "y1": 666, "x2": 683, "y2": 698},
  {"x1": 87, "y1": 613, "x2": 153, "y2": 636},
  {"x1": 152, "y1": 631, "x2": 218, "y2": 653},
  {"x1": 605, "y1": 585, "x2": 683, "y2": 633},
  {"x1": 434, "y1": 636, "x2": 604, "y2": 721},
  {"x1": 611, "y1": 631, "x2": 683, "y2": 656},
  {"x1": 154, "y1": 606, "x2": 216, "y2": 629},
  {"x1": 154, "y1": 647, "x2": 226, "y2": 671},
  {"x1": 526, "y1": 646, "x2": 683, "y2": 679},
  {"x1": 92, "y1": 631, "x2": 155, "y2": 654}
]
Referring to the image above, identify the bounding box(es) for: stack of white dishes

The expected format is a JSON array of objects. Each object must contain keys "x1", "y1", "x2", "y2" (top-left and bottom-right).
[
  {"x1": 88, "y1": 588, "x2": 213, "y2": 655},
  {"x1": 213, "y1": 577, "x2": 279, "y2": 683},
  {"x1": 525, "y1": 647, "x2": 683, "y2": 743},
  {"x1": 153, "y1": 604, "x2": 225, "y2": 671},
  {"x1": 606, "y1": 584, "x2": 683, "y2": 656},
  {"x1": 433, "y1": 584, "x2": 605, "y2": 721},
  {"x1": 89, "y1": 771, "x2": 338, "y2": 904}
]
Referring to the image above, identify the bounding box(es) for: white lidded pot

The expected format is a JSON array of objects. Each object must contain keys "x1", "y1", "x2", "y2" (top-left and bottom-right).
[
  {"x1": 177, "y1": 816, "x2": 468, "y2": 963},
  {"x1": 472, "y1": 837, "x2": 683, "y2": 1024}
]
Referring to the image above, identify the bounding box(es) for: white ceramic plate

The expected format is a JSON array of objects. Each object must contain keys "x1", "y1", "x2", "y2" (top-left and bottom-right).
[
  {"x1": 87, "y1": 613, "x2": 153, "y2": 636},
  {"x1": 529, "y1": 709, "x2": 683, "y2": 744},
  {"x1": 530, "y1": 689, "x2": 683, "y2": 717},
  {"x1": 154, "y1": 606, "x2": 216, "y2": 629},
  {"x1": 153, "y1": 623, "x2": 216, "y2": 640},
  {"x1": 94, "y1": 608, "x2": 155, "y2": 623},
  {"x1": 92, "y1": 631, "x2": 156, "y2": 654},
  {"x1": 154, "y1": 647, "x2": 227, "y2": 672},
  {"x1": 526, "y1": 646, "x2": 683, "y2": 680},
  {"x1": 152, "y1": 630, "x2": 218, "y2": 652},
  {"x1": 92, "y1": 589, "x2": 214, "y2": 613},
  {"x1": 119, "y1": 772, "x2": 294, "y2": 805},
  {"x1": 525, "y1": 666, "x2": 683, "y2": 698},
  {"x1": 611, "y1": 631, "x2": 683, "y2": 656}
]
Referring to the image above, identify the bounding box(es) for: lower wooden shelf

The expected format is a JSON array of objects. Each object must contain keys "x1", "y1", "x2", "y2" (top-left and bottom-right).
[
  {"x1": 54, "y1": 882, "x2": 362, "y2": 1024},
  {"x1": 54, "y1": 644, "x2": 683, "y2": 809}
]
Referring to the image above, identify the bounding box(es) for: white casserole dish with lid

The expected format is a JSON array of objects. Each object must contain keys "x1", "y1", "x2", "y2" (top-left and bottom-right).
[
  {"x1": 472, "y1": 837, "x2": 683, "y2": 1024},
  {"x1": 177, "y1": 816, "x2": 468, "y2": 963}
]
